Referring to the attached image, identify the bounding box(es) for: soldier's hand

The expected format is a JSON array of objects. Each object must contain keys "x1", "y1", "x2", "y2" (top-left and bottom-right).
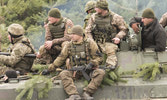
[
  {"x1": 48, "y1": 64, "x2": 55, "y2": 72},
  {"x1": 44, "y1": 41, "x2": 53, "y2": 50},
  {"x1": 112, "y1": 37, "x2": 120, "y2": 44},
  {"x1": 86, "y1": 62, "x2": 94, "y2": 70},
  {"x1": 106, "y1": 65, "x2": 116, "y2": 72},
  {"x1": 36, "y1": 52, "x2": 41, "y2": 58},
  {"x1": 131, "y1": 23, "x2": 140, "y2": 34},
  {"x1": 42, "y1": 69, "x2": 50, "y2": 75}
]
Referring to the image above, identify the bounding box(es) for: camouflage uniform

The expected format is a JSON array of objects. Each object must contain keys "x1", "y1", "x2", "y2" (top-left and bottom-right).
[
  {"x1": 160, "y1": 12, "x2": 167, "y2": 28},
  {"x1": 38, "y1": 8, "x2": 73, "y2": 64},
  {"x1": 0, "y1": 24, "x2": 35, "y2": 75},
  {"x1": 85, "y1": 1, "x2": 128, "y2": 67},
  {"x1": 49, "y1": 25, "x2": 105, "y2": 98},
  {"x1": 83, "y1": 0, "x2": 96, "y2": 29}
]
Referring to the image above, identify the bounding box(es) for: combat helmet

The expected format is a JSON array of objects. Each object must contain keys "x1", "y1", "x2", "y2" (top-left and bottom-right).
[
  {"x1": 96, "y1": 0, "x2": 109, "y2": 10},
  {"x1": 85, "y1": 0, "x2": 96, "y2": 13},
  {"x1": 8, "y1": 23, "x2": 24, "y2": 38}
]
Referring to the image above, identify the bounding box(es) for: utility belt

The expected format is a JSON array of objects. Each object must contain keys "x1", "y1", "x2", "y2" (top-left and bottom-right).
[
  {"x1": 94, "y1": 35, "x2": 113, "y2": 44},
  {"x1": 95, "y1": 38, "x2": 113, "y2": 44},
  {"x1": 93, "y1": 31, "x2": 113, "y2": 44}
]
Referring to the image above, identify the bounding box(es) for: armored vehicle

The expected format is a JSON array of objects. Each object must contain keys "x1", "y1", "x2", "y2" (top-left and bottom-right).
[{"x1": 0, "y1": 32, "x2": 167, "y2": 100}]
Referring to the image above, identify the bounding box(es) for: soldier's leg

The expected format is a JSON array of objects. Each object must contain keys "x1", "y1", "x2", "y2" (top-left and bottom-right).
[
  {"x1": 105, "y1": 42, "x2": 118, "y2": 67},
  {"x1": 0, "y1": 66, "x2": 12, "y2": 76},
  {"x1": 49, "y1": 45, "x2": 62, "y2": 62},
  {"x1": 97, "y1": 43, "x2": 107, "y2": 65},
  {"x1": 59, "y1": 70, "x2": 79, "y2": 96},
  {"x1": 36, "y1": 45, "x2": 52, "y2": 64},
  {"x1": 83, "y1": 69, "x2": 105, "y2": 95}
]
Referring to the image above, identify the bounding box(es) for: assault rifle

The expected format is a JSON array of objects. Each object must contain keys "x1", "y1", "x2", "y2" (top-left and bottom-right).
[
  {"x1": 42, "y1": 64, "x2": 115, "y2": 81},
  {"x1": 0, "y1": 52, "x2": 36, "y2": 58},
  {"x1": 65, "y1": 64, "x2": 114, "y2": 81}
]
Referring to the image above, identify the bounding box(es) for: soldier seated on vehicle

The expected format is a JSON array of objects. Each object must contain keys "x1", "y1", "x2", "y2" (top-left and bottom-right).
[
  {"x1": 83, "y1": 0, "x2": 96, "y2": 29},
  {"x1": 130, "y1": 8, "x2": 166, "y2": 52},
  {"x1": 85, "y1": 0, "x2": 128, "y2": 69},
  {"x1": 36, "y1": 8, "x2": 73, "y2": 64},
  {"x1": 43, "y1": 25, "x2": 105, "y2": 100},
  {"x1": 0, "y1": 23, "x2": 35, "y2": 75}
]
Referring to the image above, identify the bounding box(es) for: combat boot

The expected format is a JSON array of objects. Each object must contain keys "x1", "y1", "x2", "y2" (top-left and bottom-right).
[
  {"x1": 82, "y1": 92, "x2": 94, "y2": 100},
  {"x1": 65, "y1": 95, "x2": 82, "y2": 100}
]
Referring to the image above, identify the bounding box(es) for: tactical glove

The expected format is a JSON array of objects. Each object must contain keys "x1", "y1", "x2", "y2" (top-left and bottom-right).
[
  {"x1": 109, "y1": 66, "x2": 116, "y2": 71},
  {"x1": 42, "y1": 69, "x2": 50, "y2": 75},
  {"x1": 86, "y1": 62, "x2": 94, "y2": 70},
  {"x1": 106, "y1": 65, "x2": 116, "y2": 72}
]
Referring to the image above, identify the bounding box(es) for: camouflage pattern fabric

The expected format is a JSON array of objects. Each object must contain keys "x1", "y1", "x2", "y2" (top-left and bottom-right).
[
  {"x1": 85, "y1": 11, "x2": 128, "y2": 66},
  {"x1": 49, "y1": 38, "x2": 102, "y2": 69},
  {"x1": 38, "y1": 18, "x2": 73, "y2": 64},
  {"x1": 0, "y1": 36, "x2": 35, "y2": 75},
  {"x1": 59, "y1": 69, "x2": 105, "y2": 95},
  {"x1": 38, "y1": 41, "x2": 69, "y2": 64},
  {"x1": 85, "y1": 11, "x2": 128, "y2": 39},
  {"x1": 84, "y1": 13, "x2": 93, "y2": 29},
  {"x1": 49, "y1": 38, "x2": 104, "y2": 95},
  {"x1": 98, "y1": 42, "x2": 118, "y2": 67}
]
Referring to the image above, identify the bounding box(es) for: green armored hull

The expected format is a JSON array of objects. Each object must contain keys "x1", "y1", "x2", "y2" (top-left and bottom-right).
[{"x1": 1, "y1": 50, "x2": 167, "y2": 100}]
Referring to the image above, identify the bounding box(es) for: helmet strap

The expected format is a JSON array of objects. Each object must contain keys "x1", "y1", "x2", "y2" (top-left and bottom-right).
[
  {"x1": 8, "y1": 32, "x2": 23, "y2": 38},
  {"x1": 8, "y1": 32, "x2": 23, "y2": 44}
]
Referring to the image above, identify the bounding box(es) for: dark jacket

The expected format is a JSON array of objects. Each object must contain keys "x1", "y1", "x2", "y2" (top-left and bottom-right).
[{"x1": 130, "y1": 17, "x2": 166, "y2": 52}]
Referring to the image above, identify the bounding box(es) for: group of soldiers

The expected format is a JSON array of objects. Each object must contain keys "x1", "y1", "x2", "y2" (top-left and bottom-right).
[{"x1": 0, "y1": 0, "x2": 167, "y2": 100}]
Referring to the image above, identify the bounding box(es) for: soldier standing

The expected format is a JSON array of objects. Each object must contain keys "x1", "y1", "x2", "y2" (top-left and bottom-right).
[
  {"x1": 0, "y1": 23, "x2": 35, "y2": 75},
  {"x1": 47, "y1": 25, "x2": 105, "y2": 100},
  {"x1": 37, "y1": 8, "x2": 73, "y2": 64},
  {"x1": 130, "y1": 8, "x2": 166, "y2": 52},
  {"x1": 85, "y1": 0, "x2": 128, "y2": 69},
  {"x1": 160, "y1": 12, "x2": 167, "y2": 28},
  {"x1": 83, "y1": 0, "x2": 96, "y2": 29}
]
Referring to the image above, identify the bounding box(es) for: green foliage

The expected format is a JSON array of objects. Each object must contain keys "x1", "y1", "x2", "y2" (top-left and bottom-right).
[
  {"x1": 2, "y1": 0, "x2": 47, "y2": 28},
  {"x1": 31, "y1": 64, "x2": 48, "y2": 74},
  {"x1": 0, "y1": 24, "x2": 10, "y2": 51},
  {"x1": 16, "y1": 75, "x2": 53, "y2": 100},
  {"x1": 102, "y1": 66, "x2": 127, "y2": 86},
  {"x1": 133, "y1": 62, "x2": 161, "y2": 81},
  {"x1": 0, "y1": 0, "x2": 49, "y2": 50},
  {"x1": 84, "y1": 80, "x2": 89, "y2": 87},
  {"x1": 1, "y1": 0, "x2": 167, "y2": 50},
  {"x1": 120, "y1": 70, "x2": 136, "y2": 75}
]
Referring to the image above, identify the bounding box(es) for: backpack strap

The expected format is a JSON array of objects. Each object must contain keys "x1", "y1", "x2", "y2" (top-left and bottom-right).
[{"x1": 22, "y1": 41, "x2": 35, "y2": 54}]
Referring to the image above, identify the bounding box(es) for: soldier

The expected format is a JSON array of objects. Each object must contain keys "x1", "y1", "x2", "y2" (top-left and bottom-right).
[
  {"x1": 130, "y1": 8, "x2": 166, "y2": 52},
  {"x1": 0, "y1": 23, "x2": 35, "y2": 75},
  {"x1": 85, "y1": 0, "x2": 128, "y2": 69},
  {"x1": 160, "y1": 12, "x2": 167, "y2": 28},
  {"x1": 83, "y1": 0, "x2": 96, "y2": 29},
  {"x1": 46, "y1": 25, "x2": 105, "y2": 100},
  {"x1": 37, "y1": 8, "x2": 73, "y2": 64}
]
